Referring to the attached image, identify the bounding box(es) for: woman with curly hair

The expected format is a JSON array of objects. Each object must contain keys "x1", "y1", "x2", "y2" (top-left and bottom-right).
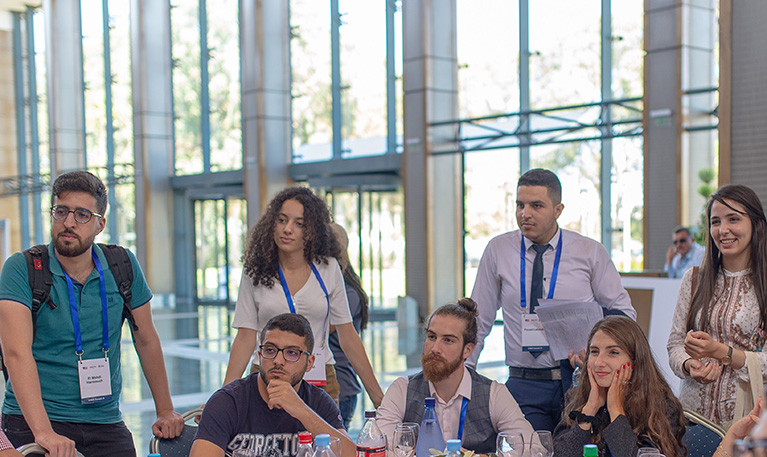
[
  {"x1": 667, "y1": 184, "x2": 767, "y2": 427},
  {"x1": 222, "y1": 187, "x2": 383, "y2": 406},
  {"x1": 554, "y1": 316, "x2": 685, "y2": 457}
]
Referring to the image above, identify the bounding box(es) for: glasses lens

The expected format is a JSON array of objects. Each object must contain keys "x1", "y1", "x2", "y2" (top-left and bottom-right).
[
  {"x1": 284, "y1": 348, "x2": 301, "y2": 362},
  {"x1": 261, "y1": 345, "x2": 278, "y2": 359},
  {"x1": 52, "y1": 206, "x2": 68, "y2": 221},
  {"x1": 74, "y1": 209, "x2": 92, "y2": 224}
]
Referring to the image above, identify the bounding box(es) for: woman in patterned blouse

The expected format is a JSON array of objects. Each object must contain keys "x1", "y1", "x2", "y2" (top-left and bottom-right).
[{"x1": 667, "y1": 184, "x2": 767, "y2": 426}]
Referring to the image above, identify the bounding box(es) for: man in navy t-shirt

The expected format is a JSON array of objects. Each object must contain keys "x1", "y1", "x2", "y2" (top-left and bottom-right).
[{"x1": 191, "y1": 314, "x2": 354, "y2": 457}]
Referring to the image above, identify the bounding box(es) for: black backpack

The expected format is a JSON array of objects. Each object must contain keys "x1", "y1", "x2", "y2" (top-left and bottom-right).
[{"x1": 0, "y1": 243, "x2": 139, "y2": 382}]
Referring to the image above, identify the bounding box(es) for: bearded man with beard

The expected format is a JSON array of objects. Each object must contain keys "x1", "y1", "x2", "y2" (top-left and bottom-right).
[
  {"x1": 376, "y1": 298, "x2": 534, "y2": 454},
  {"x1": 0, "y1": 170, "x2": 183, "y2": 457},
  {"x1": 191, "y1": 313, "x2": 353, "y2": 457}
]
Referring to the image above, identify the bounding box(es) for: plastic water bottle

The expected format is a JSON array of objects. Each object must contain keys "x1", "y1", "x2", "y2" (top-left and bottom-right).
[
  {"x1": 296, "y1": 431, "x2": 314, "y2": 457},
  {"x1": 314, "y1": 434, "x2": 338, "y2": 457},
  {"x1": 445, "y1": 439, "x2": 462, "y2": 457},
  {"x1": 583, "y1": 444, "x2": 598, "y2": 457},
  {"x1": 356, "y1": 410, "x2": 387, "y2": 457},
  {"x1": 415, "y1": 397, "x2": 445, "y2": 457},
  {"x1": 572, "y1": 365, "x2": 581, "y2": 387}
]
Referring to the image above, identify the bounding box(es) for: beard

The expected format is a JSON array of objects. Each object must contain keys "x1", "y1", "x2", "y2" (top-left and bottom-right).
[
  {"x1": 421, "y1": 352, "x2": 464, "y2": 383},
  {"x1": 260, "y1": 363, "x2": 306, "y2": 388},
  {"x1": 53, "y1": 229, "x2": 95, "y2": 257}
]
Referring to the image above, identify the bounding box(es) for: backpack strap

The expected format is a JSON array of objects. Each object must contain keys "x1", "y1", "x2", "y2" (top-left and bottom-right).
[
  {"x1": 98, "y1": 244, "x2": 138, "y2": 331},
  {"x1": 23, "y1": 245, "x2": 58, "y2": 333},
  {"x1": 1, "y1": 245, "x2": 59, "y2": 382}
]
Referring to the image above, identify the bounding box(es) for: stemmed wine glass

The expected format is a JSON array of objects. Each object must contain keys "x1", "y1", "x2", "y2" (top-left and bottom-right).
[
  {"x1": 393, "y1": 423, "x2": 418, "y2": 457},
  {"x1": 529, "y1": 431, "x2": 554, "y2": 457},
  {"x1": 497, "y1": 432, "x2": 525, "y2": 457}
]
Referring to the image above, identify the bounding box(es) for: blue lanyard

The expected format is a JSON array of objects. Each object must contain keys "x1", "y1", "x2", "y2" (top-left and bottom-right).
[
  {"x1": 519, "y1": 231, "x2": 563, "y2": 309},
  {"x1": 456, "y1": 397, "x2": 469, "y2": 441},
  {"x1": 57, "y1": 250, "x2": 109, "y2": 357},
  {"x1": 278, "y1": 263, "x2": 331, "y2": 341}
]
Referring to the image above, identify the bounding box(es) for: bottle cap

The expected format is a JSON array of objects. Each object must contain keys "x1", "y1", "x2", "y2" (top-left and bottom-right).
[
  {"x1": 316, "y1": 434, "x2": 330, "y2": 447},
  {"x1": 446, "y1": 440, "x2": 461, "y2": 452},
  {"x1": 425, "y1": 397, "x2": 436, "y2": 407},
  {"x1": 583, "y1": 444, "x2": 598, "y2": 457},
  {"x1": 299, "y1": 432, "x2": 313, "y2": 444},
  {"x1": 365, "y1": 410, "x2": 376, "y2": 419}
]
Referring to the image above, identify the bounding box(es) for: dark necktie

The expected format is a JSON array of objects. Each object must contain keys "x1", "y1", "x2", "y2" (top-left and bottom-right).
[
  {"x1": 528, "y1": 244, "x2": 549, "y2": 359},
  {"x1": 530, "y1": 244, "x2": 549, "y2": 313}
]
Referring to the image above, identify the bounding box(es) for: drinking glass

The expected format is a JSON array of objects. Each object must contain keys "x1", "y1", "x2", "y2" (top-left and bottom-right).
[
  {"x1": 399, "y1": 422, "x2": 420, "y2": 442},
  {"x1": 497, "y1": 432, "x2": 525, "y2": 457},
  {"x1": 529, "y1": 431, "x2": 553, "y2": 457},
  {"x1": 329, "y1": 436, "x2": 342, "y2": 457},
  {"x1": 393, "y1": 423, "x2": 417, "y2": 457}
]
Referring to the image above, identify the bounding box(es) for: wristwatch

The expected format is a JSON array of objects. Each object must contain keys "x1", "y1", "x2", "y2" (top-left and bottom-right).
[{"x1": 722, "y1": 346, "x2": 734, "y2": 366}]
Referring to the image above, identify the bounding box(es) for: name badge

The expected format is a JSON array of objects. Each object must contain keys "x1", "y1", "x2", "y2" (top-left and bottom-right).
[
  {"x1": 521, "y1": 314, "x2": 550, "y2": 353},
  {"x1": 304, "y1": 349, "x2": 327, "y2": 386},
  {"x1": 78, "y1": 357, "x2": 112, "y2": 404}
]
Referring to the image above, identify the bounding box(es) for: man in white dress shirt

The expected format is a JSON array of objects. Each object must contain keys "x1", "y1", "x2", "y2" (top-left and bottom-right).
[
  {"x1": 376, "y1": 298, "x2": 533, "y2": 454},
  {"x1": 467, "y1": 168, "x2": 636, "y2": 431}
]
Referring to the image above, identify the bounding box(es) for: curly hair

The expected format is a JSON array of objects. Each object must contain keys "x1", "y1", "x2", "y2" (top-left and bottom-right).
[
  {"x1": 243, "y1": 187, "x2": 340, "y2": 287},
  {"x1": 563, "y1": 316, "x2": 686, "y2": 457}
]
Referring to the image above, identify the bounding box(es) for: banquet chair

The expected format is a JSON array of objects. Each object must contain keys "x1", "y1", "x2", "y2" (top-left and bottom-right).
[
  {"x1": 683, "y1": 409, "x2": 726, "y2": 457},
  {"x1": 148, "y1": 408, "x2": 203, "y2": 457}
]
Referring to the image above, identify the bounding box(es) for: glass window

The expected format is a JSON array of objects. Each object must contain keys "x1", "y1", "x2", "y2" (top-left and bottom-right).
[
  {"x1": 457, "y1": 0, "x2": 519, "y2": 118},
  {"x1": 612, "y1": 0, "x2": 643, "y2": 99},
  {"x1": 172, "y1": 1, "x2": 204, "y2": 175},
  {"x1": 529, "y1": 0, "x2": 600, "y2": 108},
  {"x1": 291, "y1": 0, "x2": 333, "y2": 163},
  {"x1": 611, "y1": 136, "x2": 644, "y2": 271},
  {"x1": 463, "y1": 148, "x2": 521, "y2": 293},
  {"x1": 207, "y1": 0, "x2": 242, "y2": 172},
  {"x1": 81, "y1": 0, "x2": 106, "y2": 167},
  {"x1": 531, "y1": 141, "x2": 602, "y2": 241},
  {"x1": 338, "y1": 0, "x2": 388, "y2": 157}
]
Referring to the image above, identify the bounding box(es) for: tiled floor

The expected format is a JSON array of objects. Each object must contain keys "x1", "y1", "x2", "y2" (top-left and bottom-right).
[{"x1": 118, "y1": 306, "x2": 508, "y2": 455}]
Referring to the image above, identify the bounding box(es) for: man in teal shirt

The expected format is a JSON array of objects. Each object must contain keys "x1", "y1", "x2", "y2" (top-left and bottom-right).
[{"x1": 0, "y1": 171, "x2": 183, "y2": 457}]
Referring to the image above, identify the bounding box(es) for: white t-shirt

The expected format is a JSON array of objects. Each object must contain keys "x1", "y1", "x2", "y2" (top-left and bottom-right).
[{"x1": 232, "y1": 258, "x2": 352, "y2": 365}]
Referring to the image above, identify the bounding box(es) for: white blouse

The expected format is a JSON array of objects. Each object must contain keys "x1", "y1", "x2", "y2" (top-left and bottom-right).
[{"x1": 232, "y1": 257, "x2": 352, "y2": 365}]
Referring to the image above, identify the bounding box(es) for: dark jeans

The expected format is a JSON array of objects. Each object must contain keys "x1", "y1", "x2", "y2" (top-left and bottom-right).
[
  {"x1": 2, "y1": 414, "x2": 135, "y2": 457},
  {"x1": 338, "y1": 394, "x2": 359, "y2": 431},
  {"x1": 505, "y1": 377, "x2": 564, "y2": 432}
]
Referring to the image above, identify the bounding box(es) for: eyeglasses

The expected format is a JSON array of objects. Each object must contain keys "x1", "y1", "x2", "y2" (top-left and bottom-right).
[
  {"x1": 259, "y1": 344, "x2": 310, "y2": 363},
  {"x1": 673, "y1": 238, "x2": 688, "y2": 244},
  {"x1": 50, "y1": 206, "x2": 103, "y2": 224}
]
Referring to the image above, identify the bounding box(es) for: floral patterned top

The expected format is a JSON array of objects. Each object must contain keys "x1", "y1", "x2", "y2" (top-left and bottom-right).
[{"x1": 667, "y1": 267, "x2": 767, "y2": 425}]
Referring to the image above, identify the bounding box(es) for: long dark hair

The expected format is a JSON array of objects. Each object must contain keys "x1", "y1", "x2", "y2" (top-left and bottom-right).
[
  {"x1": 243, "y1": 187, "x2": 340, "y2": 287},
  {"x1": 563, "y1": 316, "x2": 685, "y2": 457},
  {"x1": 686, "y1": 184, "x2": 767, "y2": 332},
  {"x1": 331, "y1": 223, "x2": 369, "y2": 330}
]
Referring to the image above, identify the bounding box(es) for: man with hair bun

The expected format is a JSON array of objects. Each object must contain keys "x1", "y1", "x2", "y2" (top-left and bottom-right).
[{"x1": 376, "y1": 298, "x2": 533, "y2": 454}]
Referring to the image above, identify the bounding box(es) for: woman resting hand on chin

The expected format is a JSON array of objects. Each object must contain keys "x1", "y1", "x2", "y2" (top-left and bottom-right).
[{"x1": 554, "y1": 316, "x2": 685, "y2": 457}]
